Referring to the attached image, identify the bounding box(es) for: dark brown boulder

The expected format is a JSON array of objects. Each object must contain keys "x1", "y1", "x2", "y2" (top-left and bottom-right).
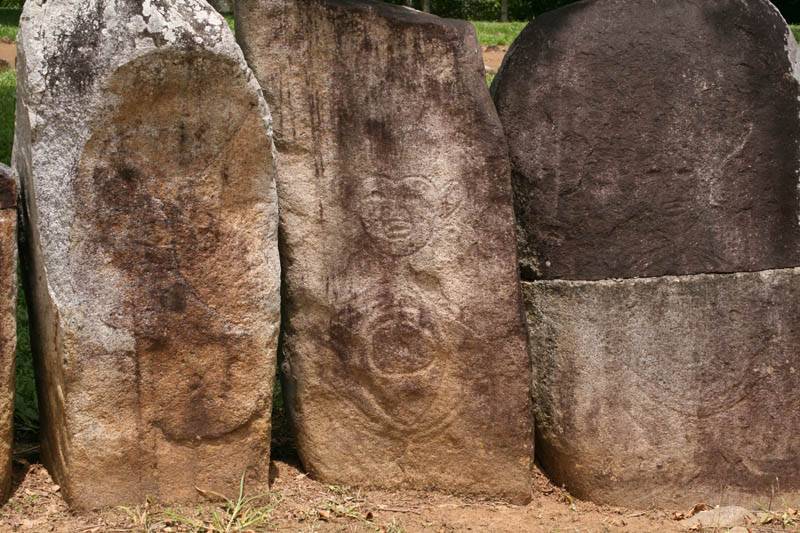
[
  {"x1": 237, "y1": 0, "x2": 532, "y2": 502},
  {"x1": 493, "y1": 0, "x2": 800, "y2": 281}
]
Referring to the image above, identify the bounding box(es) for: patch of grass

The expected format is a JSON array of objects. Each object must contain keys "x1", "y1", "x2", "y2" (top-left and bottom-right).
[
  {"x1": 471, "y1": 20, "x2": 527, "y2": 47},
  {"x1": 165, "y1": 475, "x2": 281, "y2": 533},
  {"x1": 225, "y1": 14, "x2": 234, "y2": 32},
  {"x1": 793, "y1": 25, "x2": 800, "y2": 43},
  {"x1": 0, "y1": 9, "x2": 20, "y2": 42},
  {"x1": 0, "y1": 69, "x2": 14, "y2": 165},
  {"x1": 14, "y1": 280, "x2": 37, "y2": 436}
]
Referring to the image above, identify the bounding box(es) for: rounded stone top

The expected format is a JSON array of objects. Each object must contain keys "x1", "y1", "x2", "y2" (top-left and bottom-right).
[{"x1": 493, "y1": 0, "x2": 800, "y2": 281}]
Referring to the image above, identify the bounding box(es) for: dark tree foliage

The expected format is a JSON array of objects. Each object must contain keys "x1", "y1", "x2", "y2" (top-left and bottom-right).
[{"x1": 774, "y1": 0, "x2": 800, "y2": 23}]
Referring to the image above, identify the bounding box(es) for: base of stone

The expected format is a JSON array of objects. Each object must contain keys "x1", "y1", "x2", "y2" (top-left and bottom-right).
[{"x1": 524, "y1": 267, "x2": 800, "y2": 508}]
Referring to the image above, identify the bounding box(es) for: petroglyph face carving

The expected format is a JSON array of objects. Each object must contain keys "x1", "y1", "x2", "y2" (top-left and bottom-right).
[{"x1": 357, "y1": 175, "x2": 459, "y2": 256}]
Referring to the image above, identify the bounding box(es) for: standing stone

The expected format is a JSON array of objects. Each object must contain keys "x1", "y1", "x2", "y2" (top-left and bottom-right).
[
  {"x1": 13, "y1": 0, "x2": 281, "y2": 509},
  {"x1": 494, "y1": 0, "x2": 800, "y2": 508},
  {"x1": 237, "y1": 0, "x2": 532, "y2": 502},
  {"x1": 0, "y1": 166, "x2": 15, "y2": 502},
  {"x1": 493, "y1": 0, "x2": 800, "y2": 281}
]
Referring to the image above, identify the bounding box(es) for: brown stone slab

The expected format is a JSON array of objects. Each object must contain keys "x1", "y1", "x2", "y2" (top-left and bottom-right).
[
  {"x1": 237, "y1": 0, "x2": 532, "y2": 502},
  {"x1": 493, "y1": 0, "x2": 800, "y2": 280},
  {"x1": 0, "y1": 199, "x2": 15, "y2": 502},
  {"x1": 525, "y1": 268, "x2": 800, "y2": 508},
  {"x1": 14, "y1": 0, "x2": 281, "y2": 509}
]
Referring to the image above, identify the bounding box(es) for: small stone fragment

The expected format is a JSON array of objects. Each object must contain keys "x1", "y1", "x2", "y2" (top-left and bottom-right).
[{"x1": 680, "y1": 506, "x2": 754, "y2": 530}]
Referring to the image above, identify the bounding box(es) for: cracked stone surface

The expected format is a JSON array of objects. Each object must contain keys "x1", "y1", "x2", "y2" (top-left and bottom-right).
[
  {"x1": 13, "y1": 0, "x2": 280, "y2": 509},
  {"x1": 237, "y1": 0, "x2": 532, "y2": 503},
  {"x1": 494, "y1": 0, "x2": 800, "y2": 508},
  {"x1": 0, "y1": 165, "x2": 15, "y2": 503}
]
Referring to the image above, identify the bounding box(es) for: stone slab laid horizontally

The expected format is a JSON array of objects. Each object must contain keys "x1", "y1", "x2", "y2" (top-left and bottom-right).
[
  {"x1": 14, "y1": 0, "x2": 281, "y2": 509},
  {"x1": 493, "y1": 0, "x2": 800, "y2": 508},
  {"x1": 525, "y1": 269, "x2": 800, "y2": 508},
  {"x1": 0, "y1": 165, "x2": 15, "y2": 503},
  {"x1": 237, "y1": 0, "x2": 533, "y2": 503}
]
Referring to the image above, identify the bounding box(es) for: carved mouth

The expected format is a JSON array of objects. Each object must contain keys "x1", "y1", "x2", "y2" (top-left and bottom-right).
[{"x1": 384, "y1": 218, "x2": 412, "y2": 241}]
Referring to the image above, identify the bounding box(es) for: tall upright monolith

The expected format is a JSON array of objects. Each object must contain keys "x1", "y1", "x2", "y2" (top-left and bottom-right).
[
  {"x1": 493, "y1": 0, "x2": 800, "y2": 508},
  {"x1": 14, "y1": 0, "x2": 281, "y2": 509},
  {"x1": 0, "y1": 165, "x2": 16, "y2": 502},
  {"x1": 237, "y1": 0, "x2": 532, "y2": 502}
]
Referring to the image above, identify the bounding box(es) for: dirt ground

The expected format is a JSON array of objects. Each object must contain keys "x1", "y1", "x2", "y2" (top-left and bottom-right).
[
  {"x1": 0, "y1": 452, "x2": 797, "y2": 532},
  {"x1": 482, "y1": 45, "x2": 508, "y2": 75},
  {"x1": 0, "y1": 40, "x2": 15, "y2": 71},
  {"x1": 0, "y1": 457, "x2": 675, "y2": 532}
]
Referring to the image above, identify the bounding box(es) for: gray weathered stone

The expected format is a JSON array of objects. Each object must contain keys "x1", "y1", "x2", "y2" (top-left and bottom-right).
[
  {"x1": 526, "y1": 269, "x2": 800, "y2": 508},
  {"x1": 493, "y1": 0, "x2": 800, "y2": 281},
  {"x1": 13, "y1": 0, "x2": 280, "y2": 509},
  {"x1": 680, "y1": 507, "x2": 754, "y2": 530},
  {"x1": 0, "y1": 166, "x2": 15, "y2": 502},
  {"x1": 237, "y1": 0, "x2": 532, "y2": 502}
]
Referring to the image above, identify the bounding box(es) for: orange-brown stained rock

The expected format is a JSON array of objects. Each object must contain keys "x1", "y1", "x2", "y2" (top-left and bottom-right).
[
  {"x1": 0, "y1": 167, "x2": 15, "y2": 503},
  {"x1": 236, "y1": 0, "x2": 532, "y2": 503},
  {"x1": 14, "y1": 0, "x2": 280, "y2": 509}
]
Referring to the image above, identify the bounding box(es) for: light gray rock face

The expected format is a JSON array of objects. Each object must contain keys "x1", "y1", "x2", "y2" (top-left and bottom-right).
[
  {"x1": 14, "y1": 0, "x2": 281, "y2": 509},
  {"x1": 526, "y1": 269, "x2": 800, "y2": 508},
  {"x1": 237, "y1": 0, "x2": 532, "y2": 502},
  {"x1": 0, "y1": 167, "x2": 15, "y2": 502}
]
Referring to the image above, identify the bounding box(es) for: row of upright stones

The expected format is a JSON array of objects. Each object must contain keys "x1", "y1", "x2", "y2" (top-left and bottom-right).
[{"x1": 0, "y1": 0, "x2": 796, "y2": 512}]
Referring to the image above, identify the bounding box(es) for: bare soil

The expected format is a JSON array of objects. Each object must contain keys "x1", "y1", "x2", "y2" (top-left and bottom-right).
[
  {"x1": 0, "y1": 40, "x2": 15, "y2": 71},
  {"x1": 0, "y1": 458, "x2": 678, "y2": 532},
  {"x1": 3, "y1": 450, "x2": 796, "y2": 532},
  {"x1": 482, "y1": 45, "x2": 508, "y2": 75}
]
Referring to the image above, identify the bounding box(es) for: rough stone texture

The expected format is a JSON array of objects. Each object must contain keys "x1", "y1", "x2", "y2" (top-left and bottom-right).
[
  {"x1": 492, "y1": 0, "x2": 800, "y2": 281},
  {"x1": 525, "y1": 269, "x2": 800, "y2": 508},
  {"x1": 13, "y1": 0, "x2": 280, "y2": 509},
  {"x1": 681, "y1": 507, "x2": 754, "y2": 530},
  {"x1": 0, "y1": 167, "x2": 15, "y2": 503},
  {"x1": 237, "y1": 0, "x2": 532, "y2": 502}
]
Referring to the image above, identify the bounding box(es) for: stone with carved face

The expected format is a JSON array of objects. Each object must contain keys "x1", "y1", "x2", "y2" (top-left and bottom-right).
[{"x1": 357, "y1": 175, "x2": 441, "y2": 257}]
